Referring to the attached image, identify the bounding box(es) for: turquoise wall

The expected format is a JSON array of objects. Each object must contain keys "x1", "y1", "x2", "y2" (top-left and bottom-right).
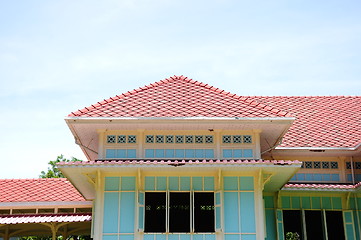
[
  {"x1": 103, "y1": 177, "x2": 136, "y2": 240},
  {"x1": 350, "y1": 197, "x2": 361, "y2": 240},
  {"x1": 144, "y1": 176, "x2": 214, "y2": 191},
  {"x1": 223, "y1": 176, "x2": 256, "y2": 240},
  {"x1": 264, "y1": 195, "x2": 361, "y2": 240}
]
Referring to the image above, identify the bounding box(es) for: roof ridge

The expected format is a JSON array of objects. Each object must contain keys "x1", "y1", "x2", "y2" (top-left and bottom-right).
[
  {"x1": 68, "y1": 75, "x2": 294, "y2": 118},
  {"x1": 69, "y1": 75, "x2": 191, "y2": 117}
]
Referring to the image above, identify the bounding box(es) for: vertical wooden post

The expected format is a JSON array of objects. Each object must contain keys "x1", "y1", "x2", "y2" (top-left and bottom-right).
[{"x1": 4, "y1": 225, "x2": 10, "y2": 240}]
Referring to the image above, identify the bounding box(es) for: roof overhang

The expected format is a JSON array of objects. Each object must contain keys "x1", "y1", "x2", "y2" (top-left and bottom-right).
[
  {"x1": 65, "y1": 117, "x2": 295, "y2": 161},
  {"x1": 59, "y1": 159, "x2": 301, "y2": 199},
  {"x1": 271, "y1": 144, "x2": 361, "y2": 157},
  {"x1": 281, "y1": 183, "x2": 361, "y2": 192},
  {"x1": 0, "y1": 213, "x2": 91, "y2": 225}
]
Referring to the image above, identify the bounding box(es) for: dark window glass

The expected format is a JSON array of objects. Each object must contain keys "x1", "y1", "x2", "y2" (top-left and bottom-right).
[
  {"x1": 326, "y1": 211, "x2": 345, "y2": 240},
  {"x1": 145, "y1": 192, "x2": 166, "y2": 232},
  {"x1": 169, "y1": 192, "x2": 190, "y2": 232},
  {"x1": 305, "y1": 211, "x2": 324, "y2": 240},
  {"x1": 283, "y1": 210, "x2": 303, "y2": 240},
  {"x1": 194, "y1": 192, "x2": 215, "y2": 232}
]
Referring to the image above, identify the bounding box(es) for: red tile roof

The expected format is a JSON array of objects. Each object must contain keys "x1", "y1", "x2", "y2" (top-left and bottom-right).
[
  {"x1": 0, "y1": 178, "x2": 86, "y2": 203},
  {"x1": 68, "y1": 75, "x2": 291, "y2": 118},
  {"x1": 283, "y1": 183, "x2": 356, "y2": 191},
  {"x1": 0, "y1": 213, "x2": 91, "y2": 224},
  {"x1": 251, "y1": 96, "x2": 361, "y2": 148},
  {"x1": 68, "y1": 75, "x2": 361, "y2": 149}
]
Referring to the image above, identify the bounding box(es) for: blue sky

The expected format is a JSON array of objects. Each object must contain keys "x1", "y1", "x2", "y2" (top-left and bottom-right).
[{"x1": 1, "y1": 0, "x2": 360, "y2": 178}]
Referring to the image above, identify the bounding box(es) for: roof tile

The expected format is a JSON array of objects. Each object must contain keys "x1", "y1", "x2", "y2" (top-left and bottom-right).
[
  {"x1": 68, "y1": 76, "x2": 290, "y2": 119},
  {"x1": 68, "y1": 76, "x2": 361, "y2": 148},
  {"x1": 0, "y1": 178, "x2": 86, "y2": 203}
]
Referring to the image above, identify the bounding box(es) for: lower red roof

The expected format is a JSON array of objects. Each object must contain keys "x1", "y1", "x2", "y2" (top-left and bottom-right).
[
  {"x1": 283, "y1": 183, "x2": 360, "y2": 191},
  {"x1": 0, "y1": 178, "x2": 86, "y2": 203},
  {"x1": 0, "y1": 213, "x2": 91, "y2": 224}
]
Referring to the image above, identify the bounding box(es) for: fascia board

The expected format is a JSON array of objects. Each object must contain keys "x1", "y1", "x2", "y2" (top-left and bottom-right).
[
  {"x1": 65, "y1": 117, "x2": 296, "y2": 122},
  {"x1": 58, "y1": 163, "x2": 302, "y2": 169}
]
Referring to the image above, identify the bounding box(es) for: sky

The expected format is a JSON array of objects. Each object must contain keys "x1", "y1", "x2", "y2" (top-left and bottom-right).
[{"x1": 0, "y1": 0, "x2": 360, "y2": 179}]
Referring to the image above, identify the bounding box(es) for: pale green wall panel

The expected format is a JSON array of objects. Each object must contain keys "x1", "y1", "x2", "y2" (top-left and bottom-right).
[
  {"x1": 240, "y1": 192, "x2": 256, "y2": 233},
  {"x1": 169, "y1": 177, "x2": 179, "y2": 190},
  {"x1": 291, "y1": 197, "x2": 300, "y2": 209},
  {"x1": 145, "y1": 177, "x2": 155, "y2": 191},
  {"x1": 121, "y1": 177, "x2": 135, "y2": 191},
  {"x1": 264, "y1": 196, "x2": 274, "y2": 208},
  {"x1": 312, "y1": 197, "x2": 321, "y2": 209},
  {"x1": 239, "y1": 176, "x2": 254, "y2": 191},
  {"x1": 322, "y1": 197, "x2": 332, "y2": 209},
  {"x1": 224, "y1": 192, "x2": 239, "y2": 233},
  {"x1": 157, "y1": 176, "x2": 167, "y2": 190},
  {"x1": 192, "y1": 177, "x2": 203, "y2": 191},
  {"x1": 224, "y1": 177, "x2": 238, "y2": 191},
  {"x1": 103, "y1": 192, "x2": 119, "y2": 233},
  {"x1": 281, "y1": 196, "x2": 290, "y2": 209},
  {"x1": 105, "y1": 177, "x2": 120, "y2": 191},
  {"x1": 332, "y1": 197, "x2": 342, "y2": 209},
  {"x1": 204, "y1": 177, "x2": 214, "y2": 191},
  {"x1": 302, "y1": 197, "x2": 311, "y2": 209},
  {"x1": 119, "y1": 192, "x2": 135, "y2": 233},
  {"x1": 180, "y1": 177, "x2": 191, "y2": 191}
]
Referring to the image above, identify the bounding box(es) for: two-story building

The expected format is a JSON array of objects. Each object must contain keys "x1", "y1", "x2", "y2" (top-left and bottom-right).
[
  {"x1": 56, "y1": 76, "x2": 360, "y2": 240},
  {"x1": 2, "y1": 75, "x2": 359, "y2": 240}
]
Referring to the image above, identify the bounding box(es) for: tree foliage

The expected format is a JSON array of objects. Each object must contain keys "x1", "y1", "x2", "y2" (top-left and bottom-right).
[
  {"x1": 39, "y1": 154, "x2": 82, "y2": 178},
  {"x1": 286, "y1": 232, "x2": 300, "y2": 240}
]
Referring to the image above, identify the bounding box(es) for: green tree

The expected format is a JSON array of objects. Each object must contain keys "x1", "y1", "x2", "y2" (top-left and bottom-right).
[
  {"x1": 39, "y1": 154, "x2": 82, "y2": 178},
  {"x1": 286, "y1": 232, "x2": 300, "y2": 240}
]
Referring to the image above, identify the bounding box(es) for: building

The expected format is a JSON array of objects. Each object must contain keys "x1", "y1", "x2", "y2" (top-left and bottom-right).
[
  {"x1": 1, "y1": 75, "x2": 361, "y2": 240},
  {"x1": 0, "y1": 178, "x2": 92, "y2": 239}
]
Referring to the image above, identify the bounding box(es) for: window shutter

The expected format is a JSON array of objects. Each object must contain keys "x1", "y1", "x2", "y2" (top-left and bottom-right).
[
  {"x1": 343, "y1": 210, "x2": 356, "y2": 240},
  {"x1": 276, "y1": 209, "x2": 284, "y2": 240},
  {"x1": 215, "y1": 190, "x2": 222, "y2": 232},
  {"x1": 138, "y1": 191, "x2": 144, "y2": 232}
]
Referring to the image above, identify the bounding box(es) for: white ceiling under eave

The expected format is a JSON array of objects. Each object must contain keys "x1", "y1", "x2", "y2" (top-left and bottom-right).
[
  {"x1": 58, "y1": 162, "x2": 301, "y2": 200},
  {"x1": 65, "y1": 117, "x2": 294, "y2": 161}
]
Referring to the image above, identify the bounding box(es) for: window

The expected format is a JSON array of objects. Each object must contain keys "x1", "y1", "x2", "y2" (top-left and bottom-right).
[
  {"x1": 144, "y1": 192, "x2": 215, "y2": 233},
  {"x1": 144, "y1": 192, "x2": 166, "y2": 232},
  {"x1": 282, "y1": 210, "x2": 345, "y2": 240}
]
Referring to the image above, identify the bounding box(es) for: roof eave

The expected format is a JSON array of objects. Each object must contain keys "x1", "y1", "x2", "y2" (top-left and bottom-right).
[
  {"x1": 276, "y1": 146, "x2": 361, "y2": 151},
  {"x1": 65, "y1": 116, "x2": 296, "y2": 121}
]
